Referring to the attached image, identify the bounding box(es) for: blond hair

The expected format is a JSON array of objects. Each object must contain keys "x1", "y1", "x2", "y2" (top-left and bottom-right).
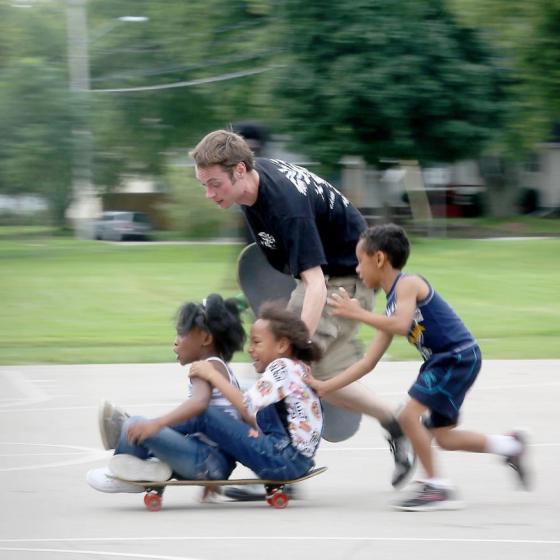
[{"x1": 190, "y1": 130, "x2": 255, "y2": 176}]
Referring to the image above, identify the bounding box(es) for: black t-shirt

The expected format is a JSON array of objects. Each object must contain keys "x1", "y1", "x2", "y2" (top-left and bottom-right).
[{"x1": 241, "y1": 159, "x2": 366, "y2": 278}]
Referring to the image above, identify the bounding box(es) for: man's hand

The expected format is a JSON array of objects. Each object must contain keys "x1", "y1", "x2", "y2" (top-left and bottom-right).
[
  {"x1": 327, "y1": 287, "x2": 363, "y2": 319},
  {"x1": 189, "y1": 361, "x2": 216, "y2": 383},
  {"x1": 127, "y1": 419, "x2": 163, "y2": 444}
]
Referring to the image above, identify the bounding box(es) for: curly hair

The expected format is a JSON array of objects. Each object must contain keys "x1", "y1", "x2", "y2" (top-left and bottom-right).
[
  {"x1": 176, "y1": 293, "x2": 246, "y2": 362},
  {"x1": 258, "y1": 303, "x2": 322, "y2": 364}
]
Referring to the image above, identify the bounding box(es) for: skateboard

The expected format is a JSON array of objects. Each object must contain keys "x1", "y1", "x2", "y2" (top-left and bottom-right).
[
  {"x1": 237, "y1": 243, "x2": 362, "y2": 442},
  {"x1": 111, "y1": 466, "x2": 327, "y2": 511},
  {"x1": 237, "y1": 242, "x2": 296, "y2": 315}
]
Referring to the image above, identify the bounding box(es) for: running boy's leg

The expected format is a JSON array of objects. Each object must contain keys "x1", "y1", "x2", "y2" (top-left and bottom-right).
[
  {"x1": 433, "y1": 427, "x2": 530, "y2": 488},
  {"x1": 394, "y1": 345, "x2": 530, "y2": 510},
  {"x1": 392, "y1": 347, "x2": 482, "y2": 511},
  {"x1": 395, "y1": 399, "x2": 464, "y2": 511}
]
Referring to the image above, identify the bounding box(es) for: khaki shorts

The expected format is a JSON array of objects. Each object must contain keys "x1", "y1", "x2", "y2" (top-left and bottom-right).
[{"x1": 287, "y1": 275, "x2": 375, "y2": 380}]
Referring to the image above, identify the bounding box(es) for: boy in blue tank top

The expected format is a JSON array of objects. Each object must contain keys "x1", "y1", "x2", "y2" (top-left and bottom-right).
[{"x1": 306, "y1": 224, "x2": 531, "y2": 511}]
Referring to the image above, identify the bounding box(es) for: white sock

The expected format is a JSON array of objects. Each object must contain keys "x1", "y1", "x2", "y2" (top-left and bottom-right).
[
  {"x1": 485, "y1": 434, "x2": 522, "y2": 456},
  {"x1": 425, "y1": 478, "x2": 450, "y2": 489}
]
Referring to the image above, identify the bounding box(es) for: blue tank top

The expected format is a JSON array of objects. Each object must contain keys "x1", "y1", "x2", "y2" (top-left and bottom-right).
[{"x1": 385, "y1": 273, "x2": 476, "y2": 360}]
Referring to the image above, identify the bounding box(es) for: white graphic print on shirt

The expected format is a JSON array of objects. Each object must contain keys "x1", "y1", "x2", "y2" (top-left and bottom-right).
[
  {"x1": 270, "y1": 160, "x2": 350, "y2": 209},
  {"x1": 243, "y1": 358, "x2": 323, "y2": 458},
  {"x1": 257, "y1": 232, "x2": 277, "y2": 249}
]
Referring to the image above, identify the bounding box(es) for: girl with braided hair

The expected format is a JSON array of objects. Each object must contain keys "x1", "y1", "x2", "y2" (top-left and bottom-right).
[{"x1": 87, "y1": 293, "x2": 246, "y2": 493}]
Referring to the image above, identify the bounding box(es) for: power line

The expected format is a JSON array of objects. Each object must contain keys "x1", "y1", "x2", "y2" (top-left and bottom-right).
[
  {"x1": 90, "y1": 49, "x2": 282, "y2": 83},
  {"x1": 87, "y1": 65, "x2": 280, "y2": 93}
]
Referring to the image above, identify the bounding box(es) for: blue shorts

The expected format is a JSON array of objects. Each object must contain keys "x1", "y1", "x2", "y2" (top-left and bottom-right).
[{"x1": 409, "y1": 344, "x2": 481, "y2": 428}]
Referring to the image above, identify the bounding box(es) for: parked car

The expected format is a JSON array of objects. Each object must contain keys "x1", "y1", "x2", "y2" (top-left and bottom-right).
[{"x1": 93, "y1": 211, "x2": 152, "y2": 241}]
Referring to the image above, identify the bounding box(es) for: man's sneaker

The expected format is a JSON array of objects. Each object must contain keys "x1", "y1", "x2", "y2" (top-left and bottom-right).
[
  {"x1": 222, "y1": 484, "x2": 299, "y2": 502},
  {"x1": 108, "y1": 454, "x2": 172, "y2": 482},
  {"x1": 200, "y1": 487, "x2": 228, "y2": 504},
  {"x1": 98, "y1": 400, "x2": 129, "y2": 450},
  {"x1": 505, "y1": 430, "x2": 531, "y2": 490},
  {"x1": 393, "y1": 482, "x2": 464, "y2": 511},
  {"x1": 86, "y1": 467, "x2": 143, "y2": 493},
  {"x1": 387, "y1": 434, "x2": 416, "y2": 488}
]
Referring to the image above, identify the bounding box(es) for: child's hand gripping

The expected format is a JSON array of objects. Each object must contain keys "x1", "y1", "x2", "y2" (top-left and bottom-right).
[
  {"x1": 127, "y1": 419, "x2": 164, "y2": 444},
  {"x1": 328, "y1": 287, "x2": 363, "y2": 319},
  {"x1": 189, "y1": 360, "x2": 217, "y2": 383},
  {"x1": 302, "y1": 367, "x2": 329, "y2": 398}
]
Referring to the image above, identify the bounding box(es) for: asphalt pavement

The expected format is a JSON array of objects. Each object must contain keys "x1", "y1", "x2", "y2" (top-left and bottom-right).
[{"x1": 1, "y1": 359, "x2": 559, "y2": 560}]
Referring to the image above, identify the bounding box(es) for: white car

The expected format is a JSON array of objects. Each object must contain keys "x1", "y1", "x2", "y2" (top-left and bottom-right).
[{"x1": 93, "y1": 211, "x2": 152, "y2": 241}]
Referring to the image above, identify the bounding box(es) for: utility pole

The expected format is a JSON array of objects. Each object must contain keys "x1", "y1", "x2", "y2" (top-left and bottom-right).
[
  {"x1": 64, "y1": 4, "x2": 148, "y2": 236},
  {"x1": 65, "y1": 0, "x2": 100, "y2": 237}
]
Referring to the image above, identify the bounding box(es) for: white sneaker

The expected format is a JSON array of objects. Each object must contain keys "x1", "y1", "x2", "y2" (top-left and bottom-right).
[
  {"x1": 109, "y1": 454, "x2": 172, "y2": 482},
  {"x1": 86, "y1": 467, "x2": 143, "y2": 493},
  {"x1": 98, "y1": 400, "x2": 129, "y2": 450}
]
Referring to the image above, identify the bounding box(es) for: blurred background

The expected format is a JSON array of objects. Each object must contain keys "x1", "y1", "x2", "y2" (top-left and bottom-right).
[
  {"x1": 1, "y1": 0, "x2": 559, "y2": 365},
  {"x1": 1, "y1": 0, "x2": 559, "y2": 238}
]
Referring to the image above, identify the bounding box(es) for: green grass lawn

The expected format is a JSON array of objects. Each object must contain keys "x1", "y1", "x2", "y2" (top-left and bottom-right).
[{"x1": 1, "y1": 235, "x2": 559, "y2": 364}]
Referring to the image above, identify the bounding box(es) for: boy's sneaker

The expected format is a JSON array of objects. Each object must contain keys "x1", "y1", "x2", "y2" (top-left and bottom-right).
[
  {"x1": 98, "y1": 400, "x2": 129, "y2": 450},
  {"x1": 109, "y1": 454, "x2": 172, "y2": 482},
  {"x1": 505, "y1": 430, "x2": 531, "y2": 490},
  {"x1": 393, "y1": 482, "x2": 464, "y2": 512},
  {"x1": 387, "y1": 434, "x2": 416, "y2": 488},
  {"x1": 86, "y1": 467, "x2": 143, "y2": 493}
]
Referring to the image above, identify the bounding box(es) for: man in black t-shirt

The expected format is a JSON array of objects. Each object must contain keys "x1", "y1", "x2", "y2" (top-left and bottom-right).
[{"x1": 190, "y1": 130, "x2": 414, "y2": 494}]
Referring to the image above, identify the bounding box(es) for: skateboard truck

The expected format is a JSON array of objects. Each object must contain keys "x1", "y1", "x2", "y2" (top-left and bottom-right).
[{"x1": 264, "y1": 484, "x2": 289, "y2": 509}]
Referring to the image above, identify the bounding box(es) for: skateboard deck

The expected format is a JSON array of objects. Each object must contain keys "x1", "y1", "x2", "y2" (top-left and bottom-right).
[
  {"x1": 111, "y1": 466, "x2": 327, "y2": 511},
  {"x1": 236, "y1": 243, "x2": 362, "y2": 442},
  {"x1": 237, "y1": 242, "x2": 296, "y2": 315}
]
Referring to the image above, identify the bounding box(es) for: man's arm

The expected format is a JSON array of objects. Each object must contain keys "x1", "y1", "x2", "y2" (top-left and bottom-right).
[
  {"x1": 299, "y1": 266, "x2": 328, "y2": 336},
  {"x1": 306, "y1": 330, "x2": 393, "y2": 396}
]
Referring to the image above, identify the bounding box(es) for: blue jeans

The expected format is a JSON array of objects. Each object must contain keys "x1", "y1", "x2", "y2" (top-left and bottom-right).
[
  {"x1": 174, "y1": 404, "x2": 314, "y2": 480},
  {"x1": 115, "y1": 415, "x2": 236, "y2": 480}
]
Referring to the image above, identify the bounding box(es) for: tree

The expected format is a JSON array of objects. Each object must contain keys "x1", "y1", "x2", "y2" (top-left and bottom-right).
[
  {"x1": 86, "y1": 0, "x2": 277, "y2": 192},
  {"x1": 0, "y1": 0, "x2": 276, "y2": 226},
  {"x1": 450, "y1": 0, "x2": 560, "y2": 151},
  {"x1": 271, "y1": 0, "x2": 509, "y2": 167},
  {"x1": 0, "y1": 4, "x2": 80, "y2": 225}
]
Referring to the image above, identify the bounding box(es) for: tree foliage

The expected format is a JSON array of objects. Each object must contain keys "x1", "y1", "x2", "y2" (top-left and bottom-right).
[
  {"x1": 0, "y1": 5, "x2": 79, "y2": 224},
  {"x1": 450, "y1": 0, "x2": 560, "y2": 150},
  {"x1": 272, "y1": 0, "x2": 509, "y2": 166},
  {"x1": 2, "y1": 0, "x2": 557, "y2": 226},
  {"x1": 0, "y1": 0, "x2": 275, "y2": 225},
  {"x1": 85, "y1": 0, "x2": 276, "y2": 188}
]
